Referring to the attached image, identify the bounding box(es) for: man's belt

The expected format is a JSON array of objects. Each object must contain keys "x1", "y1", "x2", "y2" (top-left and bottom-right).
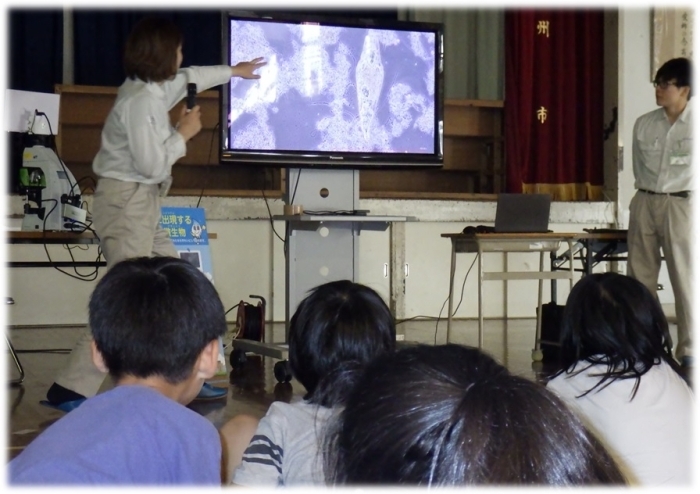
[{"x1": 639, "y1": 189, "x2": 691, "y2": 199}]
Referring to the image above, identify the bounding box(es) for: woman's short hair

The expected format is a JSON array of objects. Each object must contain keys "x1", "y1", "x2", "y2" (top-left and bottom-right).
[
  {"x1": 123, "y1": 17, "x2": 182, "y2": 82},
  {"x1": 288, "y1": 280, "x2": 396, "y2": 408},
  {"x1": 556, "y1": 272, "x2": 681, "y2": 398},
  {"x1": 324, "y1": 344, "x2": 626, "y2": 486}
]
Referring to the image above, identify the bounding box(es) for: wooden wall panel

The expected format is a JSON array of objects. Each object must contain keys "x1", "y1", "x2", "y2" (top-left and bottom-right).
[{"x1": 53, "y1": 86, "x2": 503, "y2": 198}]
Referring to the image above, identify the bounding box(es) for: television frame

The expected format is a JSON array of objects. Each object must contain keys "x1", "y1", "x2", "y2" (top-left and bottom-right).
[{"x1": 220, "y1": 10, "x2": 444, "y2": 169}]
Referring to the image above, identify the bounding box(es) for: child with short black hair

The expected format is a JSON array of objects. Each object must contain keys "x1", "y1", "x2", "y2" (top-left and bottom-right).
[
  {"x1": 10, "y1": 256, "x2": 228, "y2": 485},
  {"x1": 220, "y1": 279, "x2": 396, "y2": 485}
]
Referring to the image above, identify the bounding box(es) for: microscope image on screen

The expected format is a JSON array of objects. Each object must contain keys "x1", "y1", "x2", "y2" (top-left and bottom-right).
[{"x1": 227, "y1": 19, "x2": 437, "y2": 156}]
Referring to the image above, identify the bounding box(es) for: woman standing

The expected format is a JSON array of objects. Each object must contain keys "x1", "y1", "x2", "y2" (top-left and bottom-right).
[{"x1": 44, "y1": 17, "x2": 265, "y2": 411}]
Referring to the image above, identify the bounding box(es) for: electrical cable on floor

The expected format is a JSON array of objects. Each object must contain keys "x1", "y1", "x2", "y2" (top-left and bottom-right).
[
  {"x1": 43, "y1": 230, "x2": 103, "y2": 282},
  {"x1": 225, "y1": 302, "x2": 241, "y2": 316},
  {"x1": 396, "y1": 315, "x2": 442, "y2": 324},
  {"x1": 303, "y1": 210, "x2": 356, "y2": 215},
  {"x1": 272, "y1": 170, "x2": 304, "y2": 259},
  {"x1": 14, "y1": 349, "x2": 71, "y2": 354},
  {"x1": 262, "y1": 188, "x2": 286, "y2": 243},
  {"x1": 72, "y1": 176, "x2": 97, "y2": 196},
  {"x1": 220, "y1": 303, "x2": 242, "y2": 348},
  {"x1": 290, "y1": 169, "x2": 301, "y2": 206},
  {"x1": 196, "y1": 122, "x2": 220, "y2": 208},
  {"x1": 433, "y1": 254, "x2": 478, "y2": 345},
  {"x1": 32, "y1": 112, "x2": 77, "y2": 197},
  {"x1": 37, "y1": 199, "x2": 104, "y2": 281}
]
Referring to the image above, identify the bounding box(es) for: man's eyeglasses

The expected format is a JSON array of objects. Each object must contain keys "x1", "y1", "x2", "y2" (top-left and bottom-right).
[{"x1": 653, "y1": 80, "x2": 678, "y2": 90}]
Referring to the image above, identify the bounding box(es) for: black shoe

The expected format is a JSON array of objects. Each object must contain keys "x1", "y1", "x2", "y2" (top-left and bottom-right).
[
  {"x1": 45, "y1": 382, "x2": 86, "y2": 409},
  {"x1": 47, "y1": 382, "x2": 86, "y2": 402}
]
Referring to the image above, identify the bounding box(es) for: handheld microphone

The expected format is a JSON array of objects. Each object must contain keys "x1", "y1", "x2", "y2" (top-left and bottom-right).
[{"x1": 186, "y1": 83, "x2": 197, "y2": 111}]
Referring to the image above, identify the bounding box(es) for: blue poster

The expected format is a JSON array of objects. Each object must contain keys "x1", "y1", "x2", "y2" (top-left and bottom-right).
[
  {"x1": 160, "y1": 206, "x2": 227, "y2": 376},
  {"x1": 159, "y1": 207, "x2": 214, "y2": 283}
]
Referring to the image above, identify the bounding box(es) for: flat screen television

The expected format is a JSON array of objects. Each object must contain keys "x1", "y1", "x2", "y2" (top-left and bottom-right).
[{"x1": 220, "y1": 11, "x2": 444, "y2": 168}]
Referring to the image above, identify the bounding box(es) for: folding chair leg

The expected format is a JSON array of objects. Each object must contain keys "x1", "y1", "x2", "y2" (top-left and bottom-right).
[
  {"x1": 6, "y1": 297, "x2": 24, "y2": 385},
  {"x1": 7, "y1": 335, "x2": 25, "y2": 385}
]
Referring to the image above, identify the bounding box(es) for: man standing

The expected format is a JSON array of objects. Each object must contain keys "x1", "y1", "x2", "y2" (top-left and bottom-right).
[{"x1": 628, "y1": 57, "x2": 693, "y2": 368}]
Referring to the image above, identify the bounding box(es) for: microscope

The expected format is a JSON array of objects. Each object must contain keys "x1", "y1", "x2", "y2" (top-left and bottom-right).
[{"x1": 17, "y1": 111, "x2": 84, "y2": 231}]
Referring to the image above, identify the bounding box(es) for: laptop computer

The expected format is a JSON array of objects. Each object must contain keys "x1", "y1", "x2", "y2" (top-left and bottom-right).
[{"x1": 494, "y1": 193, "x2": 552, "y2": 233}]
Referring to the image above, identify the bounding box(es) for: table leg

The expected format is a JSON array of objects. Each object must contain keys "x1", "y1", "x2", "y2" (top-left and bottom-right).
[
  {"x1": 550, "y1": 250, "x2": 557, "y2": 305},
  {"x1": 503, "y1": 252, "x2": 508, "y2": 350},
  {"x1": 538, "y1": 252, "x2": 545, "y2": 339},
  {"x1": 567, "y1": 239, "x2": 575, "y2": 290},
  {"x1": 533, "y1": 251, "x2": 545, "y2": 360},
  {"x1": 585, "y1": 238, "x2": 593, "y2": 276},
  {"x1": 446, "y1": 240, "x2": 457, "y2": 343},
  {"x1": 7, "y1": 336, "x2": 25, "y2": 385},
  {"x1": 478, "y1": 245, "x2": 484, "y2": 349}
]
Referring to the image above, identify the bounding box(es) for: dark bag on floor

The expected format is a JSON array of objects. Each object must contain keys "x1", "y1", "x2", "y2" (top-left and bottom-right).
[{"x1": 539, "y1": 302, "x2": 565, "y2": 364}]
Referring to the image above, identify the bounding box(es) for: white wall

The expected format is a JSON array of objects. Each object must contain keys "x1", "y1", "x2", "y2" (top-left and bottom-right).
[
  {"x1": 618, "y1": 8, "x2": 655, "y2": 226},
  {"x1": 5, "y1": 240, "x2": 104, "y2": 326},
  {"x1": 5, "y1": 196, "x2": 616, "y2": 326}
]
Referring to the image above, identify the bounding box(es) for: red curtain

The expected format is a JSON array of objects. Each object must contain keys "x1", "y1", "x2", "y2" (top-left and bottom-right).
[{"x1": 505, "y1": 10, "x2": 604, "y2": 200}]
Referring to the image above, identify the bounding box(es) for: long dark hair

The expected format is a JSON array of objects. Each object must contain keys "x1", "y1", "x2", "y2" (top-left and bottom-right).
[
  {"x1": 324, "y1": 344, "x2": 626, "y2": 485},
  {"x1": 555, "y1": 272, "x2": 682, "y2": 399},
  {"x1": 288, "y1": 280, "x2": 396, "y2": 408}
]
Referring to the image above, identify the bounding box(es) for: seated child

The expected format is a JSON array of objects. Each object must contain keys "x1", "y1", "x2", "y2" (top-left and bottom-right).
[
  {"x1": 9, "y1": 256, "x2": 228, "y2": 485},
  {"x1": 546, "y1": 272, "x2": 693, "y2": 485},
  {"x1": 324, "y1": 343, "x2": 627, "y2": 486},
  {"x1": 221, "y1": 280, "x2": 396, "y2": 485}
]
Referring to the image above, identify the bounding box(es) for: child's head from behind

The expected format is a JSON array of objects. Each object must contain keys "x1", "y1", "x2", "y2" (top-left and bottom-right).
[
  {"x1": 559, "y1": 272, "x2": 678, "y2": 393},
  {"x1": 325, "y1": 344, "x2": 626, "y2": 486},
  {"x1": 288, "y1": 280, "x2": 396, "y2": 407},
  {"x1": 89, "y1": 256, "x2": 227, "y2": 394}
]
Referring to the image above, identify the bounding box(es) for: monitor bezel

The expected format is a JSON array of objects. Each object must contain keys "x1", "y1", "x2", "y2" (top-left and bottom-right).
[{"x1": 219, "y1": 10, "x2": 444, "y2": 169}]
